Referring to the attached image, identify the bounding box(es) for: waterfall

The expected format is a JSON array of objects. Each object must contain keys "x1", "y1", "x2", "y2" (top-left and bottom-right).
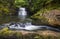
[
  {"x1": 18, "y1": 7, "x2": 32, "y2": 25},
  {"x1": 18, "y1": 7, "x2": 27, "y2": 20},
  {"x1": 3, "y1": 7, "x2": 60, "y2": 32}
]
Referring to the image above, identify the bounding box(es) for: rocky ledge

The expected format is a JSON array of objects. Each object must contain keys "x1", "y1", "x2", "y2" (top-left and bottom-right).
[{"x1": 32, "y1": 9, "x2": 60, "y2": 27}]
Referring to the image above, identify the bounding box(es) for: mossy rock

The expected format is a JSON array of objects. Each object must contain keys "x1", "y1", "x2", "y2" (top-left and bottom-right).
[{"x1": 31, "y1": 9, "x2": 60, "y2": 26}]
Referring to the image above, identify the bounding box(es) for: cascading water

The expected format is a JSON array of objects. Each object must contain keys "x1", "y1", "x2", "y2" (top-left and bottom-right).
[
  {"x1": 1, "y1": 7, "x2": 60, "y2": 32},
  {"x1": 18, "y1": 7, "x2": 27, "y2": 20},
  {"x1": 18, "y1": 7, "x2": 32, "y2": 26}
]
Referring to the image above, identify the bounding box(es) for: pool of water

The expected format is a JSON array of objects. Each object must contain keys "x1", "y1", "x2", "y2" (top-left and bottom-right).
[{"x1": 0, "y1": 16, "x2": 20, "y2": 24}]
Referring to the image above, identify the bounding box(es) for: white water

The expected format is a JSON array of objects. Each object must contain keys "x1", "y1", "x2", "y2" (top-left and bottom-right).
[
  {"x1": 2, "y1": 7, "x2": 60, "y2": 32},
  {"x1": 18, "y1": 8, "x2": 27, "y2": 20},
  {"x1": 7, "y1": 22, "x2": 60, "y2": 31}
]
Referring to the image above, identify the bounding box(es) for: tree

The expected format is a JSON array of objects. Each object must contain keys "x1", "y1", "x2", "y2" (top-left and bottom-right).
[{"x1": 0, "y1": 0, "x2": 15, "y2": 16}]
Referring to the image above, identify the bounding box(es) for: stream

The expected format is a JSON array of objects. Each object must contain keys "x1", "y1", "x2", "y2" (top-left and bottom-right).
[{"x1": 0, "y1": 7, "x2": 60, "y2": 32}]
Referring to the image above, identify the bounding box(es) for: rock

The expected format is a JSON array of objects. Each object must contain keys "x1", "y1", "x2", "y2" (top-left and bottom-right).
[
  {"x1": 32, "y1": 9, "x2": 60, "y2": 26},
  {"x1": 15, "y1": 30, "x2": 60, "y2": 37},
  {"x1": 44, "y1": 10, "x2": 60, "y2": 26}
]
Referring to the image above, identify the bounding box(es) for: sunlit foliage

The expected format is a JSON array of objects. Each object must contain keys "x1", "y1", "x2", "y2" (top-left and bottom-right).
[{"x1": 0, "y1": 0, "x2": 15, "y2": 16}]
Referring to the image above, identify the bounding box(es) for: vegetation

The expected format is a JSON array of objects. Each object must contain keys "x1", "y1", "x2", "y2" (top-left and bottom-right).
[
  {"x1": 15, "y1": 0, "x2": 60, "y2": 15},
  {"x1": 0, "y1": 0, "x2": 60, "y2": 16},
  {"x1": 0, "y1": 0, "x2": 16, "y2": 16},
  {"x1": 0, "y1": 0, "x2": 60, "y2": 39},
  {"x1": 0, "y1": 28, "x2": 60, "y2": 39}
]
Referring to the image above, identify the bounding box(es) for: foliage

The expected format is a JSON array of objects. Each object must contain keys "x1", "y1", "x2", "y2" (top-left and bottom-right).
[
  {"x1": 0, "y1": 0, "x2": 60, "y2": 16},
  {"x1": 15, "y1": 0, "x2": 27, "y2": 8},
  {"x1": 24, "y1": 0, "x2": 53, "y2": 12},
  {"x1": 30, "y1": 0, "x2": 60, "y2": 24},
  {"x1": 31, "y1": 8, "x2": 49, "y2": 25},
  {"x1": 15, "y1": 0, "x2": 60, "y2": 15},
  {"x1": 0, "y1": 0, "x2": 16, "y2": 16}
]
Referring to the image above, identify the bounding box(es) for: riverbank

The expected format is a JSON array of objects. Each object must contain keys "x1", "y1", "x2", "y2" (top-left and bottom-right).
[{"x1": 0, "y1": 28, "x2": 60, "y2": 39}]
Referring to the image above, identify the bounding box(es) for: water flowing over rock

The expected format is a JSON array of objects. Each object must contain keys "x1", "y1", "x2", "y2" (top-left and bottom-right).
[
  {"x1": 18, "y1": 7, "x2": 27, "y2": 20},
  {"x1": 0, "y1": 8, "x2": 60, "y2": 32}
]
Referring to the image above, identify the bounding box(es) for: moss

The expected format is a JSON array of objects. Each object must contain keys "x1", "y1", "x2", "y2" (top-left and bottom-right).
[{"x1": 0, "y1": 28, "x2": 60, "y2": 39}]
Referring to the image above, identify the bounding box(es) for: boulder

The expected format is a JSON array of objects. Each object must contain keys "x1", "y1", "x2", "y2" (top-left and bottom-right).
[
  {"x1": 44, "y1": 10, "x2": 60, "y2": 26},
  {"x1": 32, "y1": 9, "x2": 60, "y2": 26}
]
